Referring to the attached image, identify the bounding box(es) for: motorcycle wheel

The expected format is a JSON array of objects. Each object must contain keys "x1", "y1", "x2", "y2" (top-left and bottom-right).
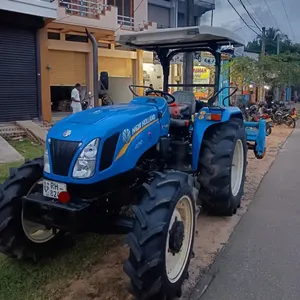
[{"x1": 285, "y1": 116, "x2": 296, "y2": 128}]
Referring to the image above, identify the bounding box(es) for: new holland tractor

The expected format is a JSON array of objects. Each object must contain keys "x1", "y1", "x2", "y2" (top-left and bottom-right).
[{"x1": 0, "y1": 26, "x2": 266, "y2": 299}]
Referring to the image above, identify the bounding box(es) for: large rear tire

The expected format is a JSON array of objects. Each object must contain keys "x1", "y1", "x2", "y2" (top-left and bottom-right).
[
  {"x1": 124, "y1": 170, "x2": 196, "y2": 299},
  {"x1": 197, "y1": 118, "x2": 247, "y2": 216},
  {"x1": 0, "y1": 158, "x2": 65, "y2": 260}
]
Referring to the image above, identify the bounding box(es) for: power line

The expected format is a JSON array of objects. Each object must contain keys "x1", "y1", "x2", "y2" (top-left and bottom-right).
[
  {"x1": 234, "y1": 25, "x2": 247, "y2": 32},
  {"x1": 279, "y1": 0, "x2": 296, "y2": 41},
  {"x1": 262, "y1": 0, "x2": 280, "y2": 30},
  {"x1": 243, "y1": 0, "x2": 265, "y2": 27},
  {"x1": 227, "y1": 0, "x2": 261, "y2": 36},
  {"x1": 237, "y1": 0, "x2": 261, "y2": 32}
]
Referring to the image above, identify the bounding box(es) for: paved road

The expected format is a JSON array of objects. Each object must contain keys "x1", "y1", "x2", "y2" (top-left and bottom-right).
[{"x1": 191, "y1": 126, "x2": 300, "y2": 300}]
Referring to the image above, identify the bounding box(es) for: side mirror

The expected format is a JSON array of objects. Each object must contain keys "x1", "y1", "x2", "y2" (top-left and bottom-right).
[{"x1": 100, "y1": 71, "x2": 109, "y2": 90}]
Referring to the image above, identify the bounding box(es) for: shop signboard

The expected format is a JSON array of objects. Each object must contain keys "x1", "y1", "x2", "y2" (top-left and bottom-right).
[
  {"x1": 193, "y1": 66, "x2": 210, "y2": 99},
  {"x1": 153, "y1": 52, "x2": 216, "y2": 66}
]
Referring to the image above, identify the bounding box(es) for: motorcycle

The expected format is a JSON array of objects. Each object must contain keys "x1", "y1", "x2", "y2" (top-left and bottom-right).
[
  {"x1": 81, "y1": 91, "x2": 94, "y2": 110},
  {"x1": 270, "y1": 101, "x2": 296, "y2": 128}
]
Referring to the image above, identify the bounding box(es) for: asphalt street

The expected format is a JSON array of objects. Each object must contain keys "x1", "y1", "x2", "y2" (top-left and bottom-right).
[{"x1": 191, "y1": 125, "x2": 300, "y2": 300}]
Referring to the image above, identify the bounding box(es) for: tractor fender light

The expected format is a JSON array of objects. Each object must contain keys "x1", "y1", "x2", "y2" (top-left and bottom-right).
[{"x1": 206, "y1": 113, "x2": 222, "y2": 121}]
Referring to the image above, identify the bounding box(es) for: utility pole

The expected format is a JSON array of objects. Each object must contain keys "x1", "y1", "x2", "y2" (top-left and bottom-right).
[
  {"x1": 259, "y1": 27, "x2": 266, "y2": 102},
  {"x1": 274, "y1": 30, "x2": 281, "y2": 101},
  {"x1": 211, "y1": 10, "x2": 214, "y2": 26},
  {"x1": 261, "y1": 26, "x2": 266, "y2": 56},
  {"x1": 276, "y1": 32, "x2": 280, "y2": 55},
  {"x1": 183, "y1": 0, "x2": 194, "y2": 91}
]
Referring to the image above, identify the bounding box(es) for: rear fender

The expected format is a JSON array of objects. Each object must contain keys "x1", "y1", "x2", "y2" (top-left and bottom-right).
[{"x1": 192, "y1": 107, "x2": 243, "y2": 171}]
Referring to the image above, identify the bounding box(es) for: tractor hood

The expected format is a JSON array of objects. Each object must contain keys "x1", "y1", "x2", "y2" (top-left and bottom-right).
[{"x1": 47, "y1": 104, "x2": 159, "y2": 142}]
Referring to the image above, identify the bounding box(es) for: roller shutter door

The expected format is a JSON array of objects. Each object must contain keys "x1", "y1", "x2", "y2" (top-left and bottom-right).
[
  {"x1": 98, "y1": 57, "x2": 133, "y2": 78},
  {"x1": 49, "y1": 50, "x2": 87, "y2": 86},
  {"x1": 148, "y1": 4, "x2": 170, "y2": 28},
  {"x1": 0, "y1": 26, "x2": 39, "y2": 122}
]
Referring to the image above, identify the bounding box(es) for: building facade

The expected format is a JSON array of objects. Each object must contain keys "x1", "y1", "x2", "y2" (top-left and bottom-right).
[
  {"x1": 0, "y1": 0, "x2": 156, "y2": 122},
  {"x1": 148, "y1": 0, "x2": 215, "y2": 28},
  {"x1": 0, "y1": 0, "x2": 57, "y2": 122}
]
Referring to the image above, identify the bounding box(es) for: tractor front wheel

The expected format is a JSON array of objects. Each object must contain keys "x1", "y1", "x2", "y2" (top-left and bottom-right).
[
  {"x1": 198, "y1": 118, "x2": 247, "y2": 216},
  {"x1": 124, "y1": 170, "x2": 196, "y2": 300},
  {"x1": 0, "y1": 158, "x2": 65, "y2": 260}
]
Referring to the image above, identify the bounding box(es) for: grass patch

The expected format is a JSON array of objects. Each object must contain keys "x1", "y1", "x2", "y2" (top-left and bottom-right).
[
  {"x1": 0, "y1": 138, "x2": 121, "y2": 300},
  {"x1": 0, "y1": 235, "x2": 121, "y2": 300}
]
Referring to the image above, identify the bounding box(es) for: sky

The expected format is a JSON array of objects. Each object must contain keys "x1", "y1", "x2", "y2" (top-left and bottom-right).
[{"x1": 200, "y1": 0, "x2": 300, "y2": 43}]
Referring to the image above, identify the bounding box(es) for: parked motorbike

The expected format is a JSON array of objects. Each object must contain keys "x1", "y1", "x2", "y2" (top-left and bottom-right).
[
  {"x1": 82, "y1": 91, "x2": 94, "y2": 110},
  {"x1": 270, "y1": 101, "x2": 296, "y2": 128}
]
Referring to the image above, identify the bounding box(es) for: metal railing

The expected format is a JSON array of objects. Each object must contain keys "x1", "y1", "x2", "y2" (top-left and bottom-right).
[
  {"x1": 117, "y1": 15, "x2": 135, "y2": 30},
  {"x1": 59, "y1": 0, "x2": 109, "y2": 18},
  {"x1": 117, "y1": 15, "x2": 148, "y2": 31}
]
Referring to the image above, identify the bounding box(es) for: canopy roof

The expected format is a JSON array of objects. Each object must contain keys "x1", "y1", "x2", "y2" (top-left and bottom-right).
[{"x1": 116, "y1": 25, "x2": 245, "y2": 51}]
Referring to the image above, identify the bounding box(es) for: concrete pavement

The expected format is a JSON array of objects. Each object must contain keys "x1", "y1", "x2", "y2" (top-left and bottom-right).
[
  {"x1": 0, "y1": 136, "x2": 23, "y2": 163},
  {"x1": 191, "y1": 125, "x2": 300, "y2": 300}
]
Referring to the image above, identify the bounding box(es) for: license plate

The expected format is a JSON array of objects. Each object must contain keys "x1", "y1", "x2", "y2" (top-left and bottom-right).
[
  {"x1": 43, "y1": 179, "x2": 67, "y2": 199},
  {"x1": 265, "y1": 118, "x2": 272, "y2": 122}
]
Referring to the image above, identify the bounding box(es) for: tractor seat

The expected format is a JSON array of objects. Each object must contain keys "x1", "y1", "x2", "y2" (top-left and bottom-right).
[
  {"x1": 170, "y1": 91, "x2": 196, "y2": 128},
  {"x1": 172, "y1": 91, "x2": 196, "y2": 116}
]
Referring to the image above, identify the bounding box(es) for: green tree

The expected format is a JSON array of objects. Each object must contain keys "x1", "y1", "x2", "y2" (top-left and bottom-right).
[
  {"x1": 260, "y1": 54, "x2": 300, "y2": 87},
  {"x1": 228, "y1": 54, "x2": 300, "y2": 89},
  {"x1": 227, "y1": 56, "x2": 259, "y2": 86},
  {"x1": 246, "y1": 27, "x2": 300, "y2": 54}
]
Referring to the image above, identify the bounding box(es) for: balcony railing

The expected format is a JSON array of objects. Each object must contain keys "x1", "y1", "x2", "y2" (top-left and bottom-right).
[
  {"x1": 118, "y1": 15, "x2": 151, "y2": 31},
  {"x1": 59, "y1": 0, "x2": 109, "y2": 19}
]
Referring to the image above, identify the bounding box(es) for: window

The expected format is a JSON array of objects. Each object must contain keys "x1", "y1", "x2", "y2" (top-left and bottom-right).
[
  {"x1": 65, "y1": 34, "x2": 88, "y2": 43},
  {"x1": 107, "y1": 0, "x2": 133, "y2": 17},
  {"x1": 48, "y1": 32, "x2": 60, "y2": 40}
]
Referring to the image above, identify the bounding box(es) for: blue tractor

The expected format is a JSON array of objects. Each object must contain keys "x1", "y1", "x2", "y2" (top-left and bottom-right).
[{"x1": 0, "y1": 26, "x2": 266, "y2": 299}]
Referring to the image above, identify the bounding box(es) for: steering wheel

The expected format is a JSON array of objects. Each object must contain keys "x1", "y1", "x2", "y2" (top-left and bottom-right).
[
  {"x1": 129, "y1": 85, "x2": 148, "y2": 97},
  {"x1": 207, "y1": 86, "x2": 238, "y2": 106},
  {"x1": 145, "y1": 89, "x2": 176, "y2": 104}
]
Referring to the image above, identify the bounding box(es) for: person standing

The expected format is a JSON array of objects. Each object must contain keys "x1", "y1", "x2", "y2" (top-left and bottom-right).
[{"x1": 71, "y1": 83, "x2": 82, "y2": 114}]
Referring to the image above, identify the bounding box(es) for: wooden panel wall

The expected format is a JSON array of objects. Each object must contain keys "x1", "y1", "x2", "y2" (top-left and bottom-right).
[{"x1": 49, "y1": 50, "x2": 87, "y2": 86}]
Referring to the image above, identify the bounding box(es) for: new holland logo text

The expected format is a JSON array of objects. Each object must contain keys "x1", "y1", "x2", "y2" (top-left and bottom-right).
[{"x1": 132, "y1": 114, "x2": 156, "y2": 135}]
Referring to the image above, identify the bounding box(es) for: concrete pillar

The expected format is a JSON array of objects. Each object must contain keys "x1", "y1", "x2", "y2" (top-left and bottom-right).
[
  {"x1": 170, "y1": 0, "x2": 178, "y2": 28},
  {"x1": 134, "y1": 49, "x2": 144, "y2": 95},
  {"x1": 38, "y1": 27, "x2": 51, "y2": 122}
]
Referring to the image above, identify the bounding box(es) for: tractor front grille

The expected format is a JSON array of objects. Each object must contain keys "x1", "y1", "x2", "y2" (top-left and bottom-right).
[{"x1": 50, "y1": 139, "x2": 79, "y2": 176}]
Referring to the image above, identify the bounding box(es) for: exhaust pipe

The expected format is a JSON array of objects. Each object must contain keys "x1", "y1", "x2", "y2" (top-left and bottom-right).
[{"x1": 85, "y1": 28, "x2": 98, "y2": 107}]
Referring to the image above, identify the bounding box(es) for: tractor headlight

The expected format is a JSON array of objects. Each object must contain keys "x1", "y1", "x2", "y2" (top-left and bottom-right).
[
  {"x1": 72, "y1": 139, "x2": 99, "y2": 179},
  {"x1": 44, "y1": 149, "x2": 50, "y2": 173}
]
